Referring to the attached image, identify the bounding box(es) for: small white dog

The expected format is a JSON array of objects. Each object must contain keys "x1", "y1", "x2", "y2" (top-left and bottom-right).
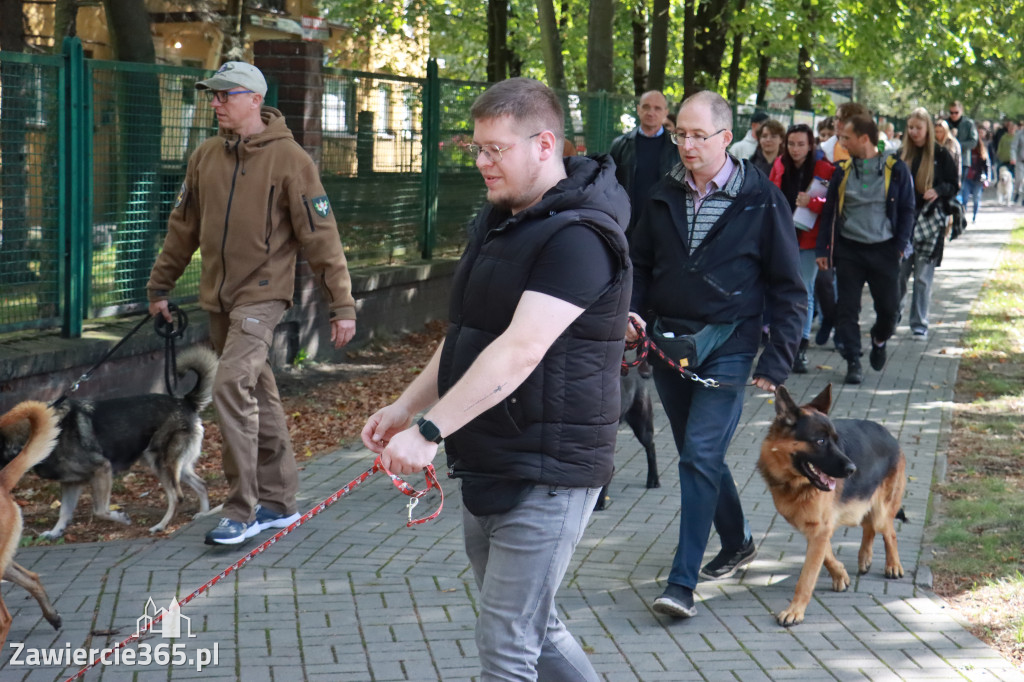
[{"x1": 996, "y1": 166, "x2": 1014, "y2": 206}]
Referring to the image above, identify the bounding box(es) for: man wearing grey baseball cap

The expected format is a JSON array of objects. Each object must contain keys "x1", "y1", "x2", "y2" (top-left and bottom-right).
[{"x1": 147, "y1": 61, "x2": 357, "y2": 545}]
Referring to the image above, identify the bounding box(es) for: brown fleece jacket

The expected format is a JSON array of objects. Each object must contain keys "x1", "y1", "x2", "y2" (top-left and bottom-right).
[{"x1": 147, "y1": 107, "x2": 355, "y2": 320}]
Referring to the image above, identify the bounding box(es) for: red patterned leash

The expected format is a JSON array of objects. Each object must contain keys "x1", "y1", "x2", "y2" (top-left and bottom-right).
[
  {"x1": 622, "y1": 318, "x2": 720, "y2": 388},
  {"x1": 62, "y1": 456, "x2": 443, "y2": 682}
]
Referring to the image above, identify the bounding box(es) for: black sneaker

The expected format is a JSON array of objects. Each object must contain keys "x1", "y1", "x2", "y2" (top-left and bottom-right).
[
  {"x1": 869, "y1": 341, "x2": 887, "y2": 371},
  {"x1": 844, "y1": 359, "x2": 863, "y2": 385},
  {"x1": 652, "y1": 584, "x2": 697, "y2": 619},
  {"x1": 699, "y1": 537, "x2": 756, "y2": 580},
  {"x1": 792, "y1": 349, "x2": 809, "y2": 374}
]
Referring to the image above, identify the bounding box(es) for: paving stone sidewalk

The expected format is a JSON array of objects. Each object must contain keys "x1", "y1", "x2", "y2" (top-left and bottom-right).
[{"x1": 2, "y1": 209, "x2": 1023, "y2": 682}]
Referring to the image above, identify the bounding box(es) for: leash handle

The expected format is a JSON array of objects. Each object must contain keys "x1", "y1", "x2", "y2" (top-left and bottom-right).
[
  {"x1": 374, "y1": 456, "x2": 445, "y2": 526},
  {"x1": 621, "y1": 318, "x2": 720, "y2": 389}
]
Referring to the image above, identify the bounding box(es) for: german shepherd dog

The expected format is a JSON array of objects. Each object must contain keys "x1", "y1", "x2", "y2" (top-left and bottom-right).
[
  {"x1": 595, "y1": 362, "x2": 660, "y2": 510},
  {"x1": 0, "y1": 347, "x2": 218, "y2": 539},
  {"x1": 0, "y1": 402, "x2": 62, "y2": 648},
  {"x1": 758, "y1": 384, "x2": 906, "y2": 626}
]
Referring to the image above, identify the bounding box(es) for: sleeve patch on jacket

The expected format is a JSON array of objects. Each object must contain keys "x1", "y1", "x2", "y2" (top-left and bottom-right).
[
  {"x1": 174, "y1": 183, "x2": 187, "y2": 208},
  {"x1": 312, "y1": 195, "x2": 331, "y2": 217}
]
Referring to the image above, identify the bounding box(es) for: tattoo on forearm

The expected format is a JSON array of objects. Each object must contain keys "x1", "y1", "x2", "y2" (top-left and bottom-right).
[{"x1": 466, "y1": 383, "x2": 507, "y2": 411}]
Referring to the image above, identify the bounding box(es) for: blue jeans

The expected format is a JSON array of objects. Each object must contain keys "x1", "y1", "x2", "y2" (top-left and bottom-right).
[
  {"x1": 798, "y1": 249, "x2": 818, "y2": 340},
  {"x1": 962, "y1": 178, "x2": 985, "y2": 220},
  {"x1": 463, "y1": 484, "x2": 601, "y2": 682},
  {"x1": 652, "y1": 351, "x2": 755, "y2": 590}
]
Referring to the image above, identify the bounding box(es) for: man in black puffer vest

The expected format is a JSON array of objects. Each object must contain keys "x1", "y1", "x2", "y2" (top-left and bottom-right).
[{"x1": 362, "y1": 78, "x2": 630, "y2": 681}]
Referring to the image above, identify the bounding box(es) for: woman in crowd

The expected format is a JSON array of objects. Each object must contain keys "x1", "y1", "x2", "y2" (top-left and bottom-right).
[
  {"x1": 897, "y1": 108, "x2": 959, "y2": 339},
  {"x1": 817, "y1": 116, "x2": 835, "y2": 145},
  {"x1": 962, "y1": 133, "x2": 991, "y2": 223},
  {"x1": 750, "y1": 118, "x2": 786, "y2": 175},
  {"x1": 769, "y1": 123, "x2": 835, "y2": 372},
  {"x1": 935, "y1": 119, "x2": 962, "y2": 183}
]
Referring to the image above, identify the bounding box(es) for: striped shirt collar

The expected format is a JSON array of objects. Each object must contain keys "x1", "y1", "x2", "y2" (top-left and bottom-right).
[{"x1": 670, "y1": 155, "x2": 744, "y2": 205}]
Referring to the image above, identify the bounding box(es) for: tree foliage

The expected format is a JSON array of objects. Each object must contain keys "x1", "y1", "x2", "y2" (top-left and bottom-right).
[{"x1": 316, "y1": 0, "x2": 1021, "y2": 116}]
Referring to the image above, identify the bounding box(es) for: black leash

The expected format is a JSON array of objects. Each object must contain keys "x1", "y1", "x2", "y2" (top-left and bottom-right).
[
  {"x1": 50, "y1": 304, "x2": 189, "y2": 408},
  {"x1": 155, "y1": 304, "x2": 188, "y2": 394},
  {"x1": 622, "y1": 318, "x2": 720, "y2": 389}
]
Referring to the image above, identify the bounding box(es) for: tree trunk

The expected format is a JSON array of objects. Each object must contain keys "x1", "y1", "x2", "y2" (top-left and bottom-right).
[
  {"x1": 0, "y1": 1, "x2": 33, "y2": 282},
  {"x1": 585, "y1": 0, "x2": 614, "y2": 152},
  {"x1": 647, "y1": 0, "x2": 669, "y2": 92},
  {"x1": 691, "y1": 0, "x2": 731, "y2": 91},
  {"x1": 220, "y1": 0, "x2": 246, "y2": 62},
  {"x1": 756, "y1": 39, "x2": 771, "y2": 106},
  {"x1": 103, "y1": 0, "x2": 163, "y2": 304},
  {"x1": 794, "y1": 43, "x2": 813, "y2": 110},
  {"x1": 793, "y1": 0, "x2": 816, "y2": 110},
  {"x1": 632, "y1": 0, "x2": 649, "y2": 97},
  {"x1": 487, "y1": 0, "x2": 509, "y2": 81},
  {"x1": 681, "y1": 0, "x2": 695, "y2": 98},
  {"x1": 725, "y1": 0, "x2": 748, "y2": 102},
  {"x1": 53, "y1": 0, "x2": 78, "y2": 46},
  {"x1": 536, "y1": 0, "x2": 567, "y2": 90},
  {"x1": 587, "y1": 0, "x2": 614, "y2": 92}
]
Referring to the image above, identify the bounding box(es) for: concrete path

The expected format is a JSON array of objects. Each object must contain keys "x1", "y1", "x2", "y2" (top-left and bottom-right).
[{"x1": 2, "y1": 208, "x2": 1023, "y2": 682}]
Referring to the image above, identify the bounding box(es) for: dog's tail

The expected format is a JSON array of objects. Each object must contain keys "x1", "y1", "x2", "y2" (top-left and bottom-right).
[
  {"x1": 0, "y1": 401, "x2": 60, "y2": 493},
  {"x1": 176, "y1": 347, "x2": 219, "y2": 413},
  {"x1": 896, "y1": 507, "x2": 908, "y2": 522}
]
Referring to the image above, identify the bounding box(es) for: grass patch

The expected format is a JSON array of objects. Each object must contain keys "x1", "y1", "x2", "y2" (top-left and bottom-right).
[{"x1": 931, "y1": 223, "x2": 1024, "y2": 668}]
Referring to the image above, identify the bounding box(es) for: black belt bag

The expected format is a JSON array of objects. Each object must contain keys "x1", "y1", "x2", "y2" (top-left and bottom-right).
[
  {"x1": 650, "y1": 318, "x2": 705, "y2": 369},
  {"x1": 650, "y1": 316, "x2": 741, "y2": 369}
]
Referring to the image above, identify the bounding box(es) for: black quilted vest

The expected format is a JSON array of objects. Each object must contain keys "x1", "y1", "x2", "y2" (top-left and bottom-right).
[{"x1": 438, "y1": 155, "x2": 632, "y2": 487}]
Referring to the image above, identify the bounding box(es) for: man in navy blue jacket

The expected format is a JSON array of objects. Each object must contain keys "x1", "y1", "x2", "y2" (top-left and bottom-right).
[
  {"x1": 629, "y1": 91, "x2": 805, "y2": 619},
  {"x1": 815, "y1": 114, "x2": 916, "y2": 384}
]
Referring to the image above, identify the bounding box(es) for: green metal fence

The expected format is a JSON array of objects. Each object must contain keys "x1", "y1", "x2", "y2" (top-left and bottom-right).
[
  {"x1": 0, "y1": 51, "x2": 64, "y2": 333},
  {"x1": 0, "y1": 39, "x2": 820, "y2": 336}
]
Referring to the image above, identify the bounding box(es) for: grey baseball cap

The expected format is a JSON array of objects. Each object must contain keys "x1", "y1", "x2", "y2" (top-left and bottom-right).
[{"x1": 196, "y1": 62, "x2": 267, "y2": 97}]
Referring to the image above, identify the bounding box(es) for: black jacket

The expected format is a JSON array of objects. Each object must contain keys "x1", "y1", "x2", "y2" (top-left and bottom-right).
[
  {"x1": 438, "y1": 155, "x2": 632, "y2": 487},
  {"x1": 609, "y1": 127, "x2": 679, "y2": 227},
  {"x1": 630, "y1": 159, "x2": 805, "y2": 386}
]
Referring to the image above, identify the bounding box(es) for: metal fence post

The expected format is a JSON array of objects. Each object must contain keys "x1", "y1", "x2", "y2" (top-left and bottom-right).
[
  {"x1": 421, "y1": 59, "x2": 440, "y2": 260},
  {"x1": 61, "y1": 36, "x2": 86, "y2": 338}
]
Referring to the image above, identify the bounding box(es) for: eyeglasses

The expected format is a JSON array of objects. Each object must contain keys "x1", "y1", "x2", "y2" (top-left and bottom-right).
[
  {"x1": 670, "y1": 129, "x2": 726, "y2": 147},
  {"x1": 467, "y1": 132, "x2": 541, "y2": 163},
  {"x1": 204, "y1": 89, "x2": 256, "y2": 104}
]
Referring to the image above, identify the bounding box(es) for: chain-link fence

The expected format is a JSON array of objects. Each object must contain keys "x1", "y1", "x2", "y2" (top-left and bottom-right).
[
  {"x1": 0, "y1": 52, "x2": 63, "y2": 332},
  {"x1": 88, "y1": 60, "x2": 212, "y2": 316},
  {"x1": 1, "y1": 41, "x2": 822, "y2": 335}
]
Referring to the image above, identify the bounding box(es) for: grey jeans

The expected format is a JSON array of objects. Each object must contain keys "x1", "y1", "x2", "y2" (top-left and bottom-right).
[
  {"x1": 898, "y1": 253, "x2": 936, "y2": 334},
  {"x1": 463, "y1": 484, "x2": 601, "y2": 682}
]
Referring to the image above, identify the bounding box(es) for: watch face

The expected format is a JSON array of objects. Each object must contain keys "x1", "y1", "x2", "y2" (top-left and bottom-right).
[{"x1": 418, "y1": 418, "x2": 442, "y2": 443}]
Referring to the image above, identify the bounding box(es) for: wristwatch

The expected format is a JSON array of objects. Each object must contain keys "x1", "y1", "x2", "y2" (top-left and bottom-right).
[{"x1": 417, "y1": 417, "x2": 443, "y2": 444}]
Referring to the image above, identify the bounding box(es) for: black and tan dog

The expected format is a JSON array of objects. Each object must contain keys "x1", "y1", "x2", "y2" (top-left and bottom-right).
[
  {"x1": 0, "y1": 347, "x2": 218, "y2": 538},
  {"x1": 758, "y1": 384, "x2": 906, "y2": 626}
]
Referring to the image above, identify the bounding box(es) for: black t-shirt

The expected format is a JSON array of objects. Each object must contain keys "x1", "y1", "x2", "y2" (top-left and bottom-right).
[{"x1": 526, "y1": 224, "x2": 617, "y2": 308}]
